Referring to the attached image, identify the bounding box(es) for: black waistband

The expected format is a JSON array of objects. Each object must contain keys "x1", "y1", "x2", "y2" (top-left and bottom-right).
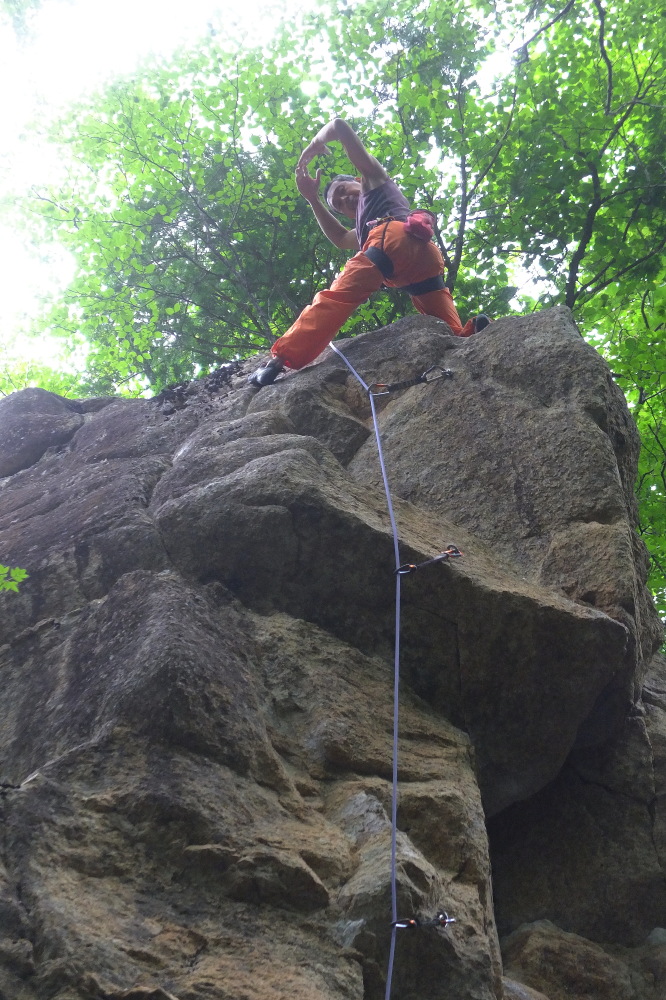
[
  {"x1": 363, "y1": 245, "x2": 394, "y2": 279},
  {"x1": 400, "y1": 274, "x2": 445, "y2": 295},
  {"x1": 363, "y1": 248, "x2": 445, "y2": 296}
]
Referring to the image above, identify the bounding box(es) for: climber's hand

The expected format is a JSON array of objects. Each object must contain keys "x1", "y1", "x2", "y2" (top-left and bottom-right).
[
  {"x1": 297, "y1": 138, "x2": 333, "y2": 171},
  {"x1": 295, "y1": 162, "x2": 323, "y2": 202}
]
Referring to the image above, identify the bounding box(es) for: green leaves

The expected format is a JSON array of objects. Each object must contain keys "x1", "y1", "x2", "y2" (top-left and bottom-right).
[
  {"x1": 5, "y1": 0, "x2": 666, "y2": 621},
  {"x1": 0, "y1": 565, "x2": 28, "y2": 594}
]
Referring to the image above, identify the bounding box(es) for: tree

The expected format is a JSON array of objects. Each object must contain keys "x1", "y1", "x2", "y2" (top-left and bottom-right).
[
  {"x1": 26, "y1": 0, "x2": 518, "y2": 393},
  {"x1": 26, "y1": 61, "x2": 347, "y2": 389},
  {"x1": 10, "y1": 0, "x2": 666, "y2": 614},
  {"x1": 473, "y1": 0, "x2": 666, "y2": 610},
  {"x1": 1, "y1": 0, "x2": 42, "y2": 36}
]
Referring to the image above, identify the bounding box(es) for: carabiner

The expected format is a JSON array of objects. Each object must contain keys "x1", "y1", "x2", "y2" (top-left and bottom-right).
[{"x1": 421, "y1": 366, "x2": 454, "y2": 383}]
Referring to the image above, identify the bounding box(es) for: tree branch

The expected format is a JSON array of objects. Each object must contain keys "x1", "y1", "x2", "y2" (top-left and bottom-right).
[
  {"x1": 581, "y1": 235, "x2": 666, "y2": 299},
  {"x1": 638, "y1": 385, "x2": 666, "y2": 405},
  {"x1": 468, "y1": 79, "x2": 519, "y2": 202},
  {"x1": 448, "y1": 73, "x2": 468, "y2": 290},
  {"x1": 565, "y1": 163, "x2": 602, "y2": 307},
  {"x1": 591, "y1": 0, "x2": 613, "y2": 114},
  {"x1": 515, "y1": 0, "x2": 577, "y2": 62},
  {"x1": 641, "y1": 290, "x2": 652, "y2": 332},
  {"x1": 394, "y1": 50, "x2": 413, "y2": 157}
]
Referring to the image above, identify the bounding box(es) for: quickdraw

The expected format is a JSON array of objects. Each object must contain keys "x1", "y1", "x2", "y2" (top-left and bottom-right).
[
  {"x1": 396, "y1": 544, "x2": 463, "y2": 576},
  {"x1": 369, "y1": 366, "x2": 453, "y2": 396},
  {"x1": 392, "y1": 911, "x2": 456, "y2": 930}
]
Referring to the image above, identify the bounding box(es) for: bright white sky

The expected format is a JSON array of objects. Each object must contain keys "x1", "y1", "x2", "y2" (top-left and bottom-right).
[{"x1": 0, "y1": 0, "x2": 308, "y2": 367}]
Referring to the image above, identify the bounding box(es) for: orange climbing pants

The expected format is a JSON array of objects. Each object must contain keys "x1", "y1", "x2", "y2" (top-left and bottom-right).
[{"x1": 272, "y1": 220, "x2": 474, "y2": 370}]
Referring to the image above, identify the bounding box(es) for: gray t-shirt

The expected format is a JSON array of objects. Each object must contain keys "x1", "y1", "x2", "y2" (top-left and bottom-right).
[{"x1": 356, "y1": 179, "x2": 411, "y2": 247}]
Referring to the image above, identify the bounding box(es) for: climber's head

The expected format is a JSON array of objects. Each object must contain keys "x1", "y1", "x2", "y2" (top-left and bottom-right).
[{"x1": 324, "y1": 174, "x2": 362, "y2": 220}]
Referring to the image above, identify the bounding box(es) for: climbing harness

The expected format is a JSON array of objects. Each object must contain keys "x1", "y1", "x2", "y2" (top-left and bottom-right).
[
  {"x1": 329, "y1": 342, "x2": 459, "y2": 1000},
  {"x1": 392, "y1": 911, "x2": 456, "y2": 930},
  {"x1": 363, "y1": 212, "x2": 447, "y2": 297},
  {"x1": 363, "y1": 218, "x2": 396, "y2": 280}
]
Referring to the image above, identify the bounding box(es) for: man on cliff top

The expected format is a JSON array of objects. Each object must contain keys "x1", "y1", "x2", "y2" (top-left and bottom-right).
[{"x1": 249, "y1": 117, "x2": 489, "y2": 387}]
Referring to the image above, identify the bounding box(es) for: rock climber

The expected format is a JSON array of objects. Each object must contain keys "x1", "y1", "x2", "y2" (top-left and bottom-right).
[{"x1": 249, "y1": 117, "x2": 489, "y2": 387}]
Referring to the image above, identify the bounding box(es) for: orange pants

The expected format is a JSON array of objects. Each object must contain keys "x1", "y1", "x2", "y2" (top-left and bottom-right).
[{"x1": 272, "y1": 221, "x2": 474, "y2": 370}]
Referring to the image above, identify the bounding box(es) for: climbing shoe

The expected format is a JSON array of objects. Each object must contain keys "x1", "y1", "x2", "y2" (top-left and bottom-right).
[
  {"x1": 473, "y1": 314, "x2": 491, "y2": 333},
  {"x1": 248, "y1": 357, "x2": 285, "y2": 388}
]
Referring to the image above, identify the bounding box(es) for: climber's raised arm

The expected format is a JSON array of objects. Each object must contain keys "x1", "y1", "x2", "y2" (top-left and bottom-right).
[
  {"x1": 297, "y1": 118, "x2": 389, "y2": 188},
  {"x1": 294, "y1": 162, "x2": 359, "y2": 250},
  {"x1": 294, "y1": 119, "x2": 390, "y2": 249}
]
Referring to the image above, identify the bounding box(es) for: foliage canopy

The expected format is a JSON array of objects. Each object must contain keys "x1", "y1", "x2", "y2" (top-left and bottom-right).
[{"x1": 5, "y1": 0, "x2": 666, "y2": 615}]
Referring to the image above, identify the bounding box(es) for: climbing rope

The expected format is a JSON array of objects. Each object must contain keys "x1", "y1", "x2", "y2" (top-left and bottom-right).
[{"x1": 329, "y1": 343, "x2": 459, "y2": 1000}]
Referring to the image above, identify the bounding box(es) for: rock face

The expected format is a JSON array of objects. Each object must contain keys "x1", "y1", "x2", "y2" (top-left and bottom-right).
[{"x1": 0, "y1": 306, "x2": 663, "y2": 1000}]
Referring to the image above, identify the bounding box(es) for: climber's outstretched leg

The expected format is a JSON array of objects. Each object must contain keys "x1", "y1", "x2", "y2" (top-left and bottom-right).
[
  {"x1": 249, "y1": 252, "x2": 384, "y2": 386},
  {"x1": 409, "y1": 286, "x2": 490, "y2": 337}
]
